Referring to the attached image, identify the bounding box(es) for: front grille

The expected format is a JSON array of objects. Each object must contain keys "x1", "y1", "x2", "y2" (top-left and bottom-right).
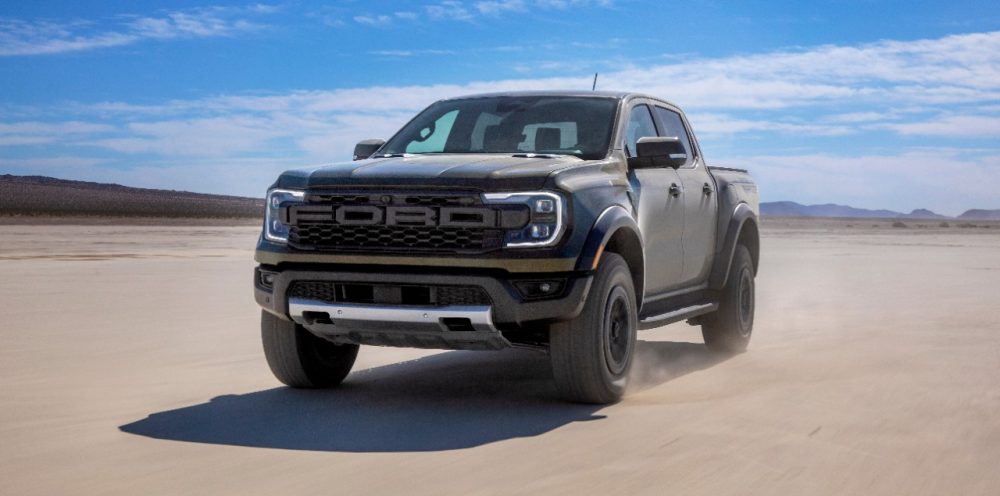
[
  {"x1": 288, "y1": 281, "x2": 491, "y2": 307},
  {"x1": 286, "y1": 191, "x2": 515, "y2": 253},
  {"x1": 291, "y1": 224, "x2": 502, "y2": 252}
]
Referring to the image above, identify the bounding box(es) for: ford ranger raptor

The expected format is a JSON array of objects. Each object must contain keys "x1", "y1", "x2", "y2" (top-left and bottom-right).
[{"x1": 254, "y1": 91, "x2": 760, "y2": 404}]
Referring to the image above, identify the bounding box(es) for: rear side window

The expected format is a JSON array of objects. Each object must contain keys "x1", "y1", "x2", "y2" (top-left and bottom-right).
[
  {"x1": 653, "y1": 107, "x2": 694, "y2": 164},
  {"x1": 624, "y1": 105, "x2": 657, "y2": 157}
]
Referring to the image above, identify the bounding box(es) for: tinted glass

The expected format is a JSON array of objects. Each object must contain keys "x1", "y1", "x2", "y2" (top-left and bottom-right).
[
  {"x1": 624, "y1": 104, "x2": 657, "y2": 157},
  {"x1": 405, "y1": 110, "x2": 457, "y2": 153},
  {"x1": 381, "y1": 96, "x2": 618, "y2": 160},
  {"x1": 653, "y1": 106, "x2": 694, "y2": 164}
]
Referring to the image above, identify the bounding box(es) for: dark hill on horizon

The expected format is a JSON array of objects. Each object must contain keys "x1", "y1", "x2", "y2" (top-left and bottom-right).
[
  {"x1": 760, "y1": 201, "x2": 995, "y2": 220},
  {"x1": 2, "y1": 175, "x2": 997, "y2": 221},
  {"x1": 957, "y1": 209, "x2": 1000, "y2": 220},
  {"x1": 1, "y1": 175, "x2": 264, "y2": 219}
]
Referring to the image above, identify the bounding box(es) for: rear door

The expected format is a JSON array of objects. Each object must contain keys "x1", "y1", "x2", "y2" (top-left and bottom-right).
[
  {"x1": 652, "y1": 105, "x2": 718, "y2": 285},
  {"x1": 624, "y1": 103, "x2": 685, "y2": 295}
]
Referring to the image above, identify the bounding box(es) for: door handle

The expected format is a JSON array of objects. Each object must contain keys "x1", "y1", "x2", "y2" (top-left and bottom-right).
[
  {"x1": 669, "y1": 183, "x2": 682, "y2": 197},
  {"x1": 703, "y1": 183, "x2": 713, "y2": 196}
]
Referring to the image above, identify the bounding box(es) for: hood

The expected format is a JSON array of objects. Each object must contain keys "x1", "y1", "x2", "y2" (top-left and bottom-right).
[{"x1": 274, "y1": 154, "x2": 585, "y2": 192}]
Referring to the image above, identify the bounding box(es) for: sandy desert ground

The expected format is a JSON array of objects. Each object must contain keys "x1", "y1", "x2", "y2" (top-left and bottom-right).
[{"x1": 1, "y1": 219, "x2": 999, "y2": 495}]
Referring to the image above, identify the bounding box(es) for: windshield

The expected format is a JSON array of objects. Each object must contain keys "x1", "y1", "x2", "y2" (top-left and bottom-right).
[{"x1": 380, "y1": 96, "x2": 618, "y2": 160}]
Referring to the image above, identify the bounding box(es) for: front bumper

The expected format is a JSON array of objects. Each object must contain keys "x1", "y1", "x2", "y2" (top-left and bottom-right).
[{"x1": 254, "y1": 266, "x2": 592, "y2": 350}]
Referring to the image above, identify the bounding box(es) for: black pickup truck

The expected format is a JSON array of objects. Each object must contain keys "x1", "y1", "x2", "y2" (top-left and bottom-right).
[{"x1": 254, "y1": 91, "x2": 760, "y2": 403}]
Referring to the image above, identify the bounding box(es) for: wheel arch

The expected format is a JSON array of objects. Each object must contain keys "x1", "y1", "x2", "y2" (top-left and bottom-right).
[
  {"x1": 576, "y1": 205, "x2": 645, "y2": 311},
  {"x1": 709, "y1": 202, "x2": 760, "y2": 290}
]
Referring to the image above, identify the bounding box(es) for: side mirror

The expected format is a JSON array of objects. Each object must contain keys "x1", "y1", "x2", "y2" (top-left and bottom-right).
[
  {"x1": 353, "y1": 139, "x2": 386, "y2": 160},
  {"x1": 628, "y1": 136, "x2": 688, "y2": 169}
]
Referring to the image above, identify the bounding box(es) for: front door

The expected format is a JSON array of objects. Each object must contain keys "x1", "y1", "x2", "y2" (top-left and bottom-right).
[
  {"x1": 652, "y1": 105, "x2": 718, "y2": 285},
  {"x1": 625, "y1": 104, "x2": 685, "y2": 295}
]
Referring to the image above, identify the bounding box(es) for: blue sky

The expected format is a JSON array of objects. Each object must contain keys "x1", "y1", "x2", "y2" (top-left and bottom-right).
[{"x1": 1, "y1": 1, "x2": 998, "y2": 214}]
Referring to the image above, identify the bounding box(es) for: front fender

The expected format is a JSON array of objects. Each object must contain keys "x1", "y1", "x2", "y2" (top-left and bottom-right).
[
  {"x1": 575, "y1": 205, "x2": 646, "y2": 307},
  {"x1": 575, "y1": 205, "x2": 640, "y2": 271}
]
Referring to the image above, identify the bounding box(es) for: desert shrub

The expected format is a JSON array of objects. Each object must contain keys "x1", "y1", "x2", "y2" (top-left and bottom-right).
[
  {"x1": 891, "y1": 221, "x2": 907, "y2": 228},
  {"x1": 939, "y1": 222, "x2": 950, "y2": 228}
]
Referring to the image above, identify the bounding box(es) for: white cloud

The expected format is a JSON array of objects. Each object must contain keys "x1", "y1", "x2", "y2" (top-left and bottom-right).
[
  {"x1": 688, "y1": 113, "x2": 852, "y2": 136},
  {"x1": 824, "y1": 112, "x2": 895, "y2": 123},
  {"x1": 4, "y1": 30, "x2": 999, "y2": 209},
  {"x1": 535, "y1": 0, "x2": 614, "y2": 7},
  {"x1": 476, "y1": 0, "x2": 528, "y2": 15},
  {"x1": 340, "y1": 1, "x2": 614, "y2": 25},
  {"x1": 0, "y1": 121, "x2": 115, "y2": 135},
  {"x1": 76, "y1": 27, "x2": 1000, "y2": 117},
  {"x1": 353, "y1": 15, "x2": 392, "y2": 26},
  {"x1": 882, "y1": 115, "x2": 1000, "y2": 138},
  {"x1": 88, "y1": 116, "x2": 281, "y2": 157},
  {"x1": 418, "y1": 0, "x2": 613, "y2": 20},
  {"x1": 0, "y1": 136, "x2": 54, "y2": 146},
  {"x1": 425, "y1": 1, "x2": 475, "y2": 21},
  {"x1": 249, "y1": 4, "x2": 282, "y2": 15},
  {"x1": 0, "y1": 19, "x2": 134, "y2": 55},
  {"x1": 0, "y1": 7, "x2": 271, "y2": 56},
  {"x1": 328, "y1": 30, "x2": 1000, "y2": 110},
  {"x1": 0, "y1": 121, "x2": 116, "y2": 147},
  {"x1": 26, "y1": 31, "x2": 995, "y2": 172},
  {"x1": 369, "y1": 49, "x2": 457, "y2": 57}
]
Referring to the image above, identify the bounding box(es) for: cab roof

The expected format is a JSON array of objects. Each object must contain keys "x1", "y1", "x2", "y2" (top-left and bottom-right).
[
  {"x1": 442, "y1": 90, "x2": 634, "y2": 101},
  {"x1": 439, "y1": 90, "x2": 677, "y2": 108}
]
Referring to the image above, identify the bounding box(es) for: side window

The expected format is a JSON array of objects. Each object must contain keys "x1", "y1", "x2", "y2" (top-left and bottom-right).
[
  {"x1": 653, "y1": 107, "x2": 694, "y2": 165},
  {"x1": 405, "y1": 110, "x2": 458, "y2": 153},
  {"x1": 624, "y1": 104, "x2": 657, "y2": 157}
]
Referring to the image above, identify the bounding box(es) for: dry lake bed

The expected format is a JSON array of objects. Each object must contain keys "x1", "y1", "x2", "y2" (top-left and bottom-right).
[{"x1": 1, "y1": 219, "x2": 999, "y2": 495}]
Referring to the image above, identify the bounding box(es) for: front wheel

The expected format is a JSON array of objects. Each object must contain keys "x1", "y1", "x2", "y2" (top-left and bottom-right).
[
  {"x1": 701, "y1": 245, "x2": 755, "y2": 353},
  {"x1": 550, "y1": 252, "x2": 637, "y2": 404},
  {"x1": 261, "y1": 310, "x2": 359, "y2": 388}
]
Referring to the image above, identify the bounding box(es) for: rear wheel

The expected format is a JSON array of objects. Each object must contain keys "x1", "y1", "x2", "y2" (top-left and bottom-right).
[
  {"x1": 702, "y1": 245, "x2": 755, "y2": 353},
  {"x1": 550, "y1": 252, "x2": 637, "y2": 404},
  {"x1": 261, "y1": 310, "x2": 359, "y2": 388}
]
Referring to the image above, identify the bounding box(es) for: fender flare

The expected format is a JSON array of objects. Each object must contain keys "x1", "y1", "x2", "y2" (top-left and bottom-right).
[
  {"x1": 709, "y1": 202, "x2": 760, "y2": 290},
  {"x1": 576, "y1": 205, "x2": 646, "y2": 304}
]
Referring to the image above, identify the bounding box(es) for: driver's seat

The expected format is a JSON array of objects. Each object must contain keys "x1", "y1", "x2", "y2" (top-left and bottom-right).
[{"x1": 535, "y1": 127, "x2": 562, "y2": 151}]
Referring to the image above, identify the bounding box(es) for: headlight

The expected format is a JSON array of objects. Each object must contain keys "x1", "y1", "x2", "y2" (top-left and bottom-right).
[
  {"x1": 264, "y1": 189, "x2": 304, "y2": 243},
  {"x1": 483, "y1": 191, "x2": 567, "y2": 248}
]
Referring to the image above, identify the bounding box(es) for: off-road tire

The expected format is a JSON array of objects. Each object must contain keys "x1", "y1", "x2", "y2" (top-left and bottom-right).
[
  {"x1": 550, "y1": 252, "x2": 637, "y2": 404},
  {"x1": 261, "y1": 310, "x2": 359, "y2": 388},
  {"x1": 702, "y1": 245, "x2": 755, "y2": 353}
]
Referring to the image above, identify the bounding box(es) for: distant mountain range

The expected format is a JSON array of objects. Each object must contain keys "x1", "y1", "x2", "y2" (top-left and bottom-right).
[
  {"x1": 2, "y1": 174, "x2": 997, "y2": 221},
  {"x1": 1, "y1": 175, "x2": 264, "y2": 218},
  {"x1": 761, "y1": 201, "x2": 1000, "y2": 220}
]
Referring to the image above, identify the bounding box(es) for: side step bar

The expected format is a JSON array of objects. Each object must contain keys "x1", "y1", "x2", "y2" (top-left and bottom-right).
[{"x1": 638, "y1": 302, "x2": 718, "y2": 330}]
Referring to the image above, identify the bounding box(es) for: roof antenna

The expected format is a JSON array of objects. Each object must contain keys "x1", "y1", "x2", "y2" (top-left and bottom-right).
[{"x1": 591, "y1": 73, "x2": 599, "y2": 91}]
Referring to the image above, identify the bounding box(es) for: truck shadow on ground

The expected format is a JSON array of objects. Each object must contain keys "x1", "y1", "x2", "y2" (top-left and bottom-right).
[{"x1": 120, "y1": 340, "x2": 728, "y2": 453}]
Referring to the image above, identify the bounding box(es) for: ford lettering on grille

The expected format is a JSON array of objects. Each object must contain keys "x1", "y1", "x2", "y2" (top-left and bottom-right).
[{"x1": 286, "y1": 205, "x2": 497, "y2": 228}]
